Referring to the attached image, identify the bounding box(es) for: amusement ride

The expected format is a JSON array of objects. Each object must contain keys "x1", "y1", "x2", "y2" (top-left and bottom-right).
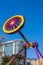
[{"x1": 3, "y1": 15, "x2": 43, "y2": 65}]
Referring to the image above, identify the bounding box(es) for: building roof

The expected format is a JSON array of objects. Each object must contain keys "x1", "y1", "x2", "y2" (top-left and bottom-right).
[{"x1": 0, "y1": 39, "x2": 24, "y2": 46}]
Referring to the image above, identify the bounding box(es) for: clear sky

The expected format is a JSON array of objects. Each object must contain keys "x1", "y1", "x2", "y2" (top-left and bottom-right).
[{"x1": 0, "y1": 0, "x2": 43, "y2": 59}]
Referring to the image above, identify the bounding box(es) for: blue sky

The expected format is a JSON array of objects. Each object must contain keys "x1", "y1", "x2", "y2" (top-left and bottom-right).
[{"x1": 0, "y1": 0, "x2": 43, "y2": 58}]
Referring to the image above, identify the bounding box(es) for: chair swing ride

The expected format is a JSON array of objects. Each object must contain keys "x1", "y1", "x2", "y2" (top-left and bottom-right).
[{"x1": 3, "y1": 15, "x2": 43, "y2": 65}]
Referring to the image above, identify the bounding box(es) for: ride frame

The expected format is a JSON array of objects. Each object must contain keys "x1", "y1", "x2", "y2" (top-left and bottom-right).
[{"x1": 3, "y1": 15, "x2": 43, "y2": 65}]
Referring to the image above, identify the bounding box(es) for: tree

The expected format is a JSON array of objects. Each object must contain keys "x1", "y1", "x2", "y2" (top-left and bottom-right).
[
  {"x1": 1, "y1": 54, "x2": 23, "y2": 65},
  {"x1": 0, "y1": 36, "x2": 6, "y2": 43},
  {"x1": 1, "y1": 55, "x2": 10, "y2": 65}
]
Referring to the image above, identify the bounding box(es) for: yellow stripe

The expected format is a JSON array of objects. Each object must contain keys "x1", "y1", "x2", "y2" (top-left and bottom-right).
[{"x1": 3, "y1": 15, "x2": 25, "y2": 34}]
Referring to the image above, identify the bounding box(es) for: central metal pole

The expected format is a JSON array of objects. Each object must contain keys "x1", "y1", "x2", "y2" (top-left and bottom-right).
[
  {"x1": 18, "y1": 31, "x2": 29, "y2": 43},
  {"x1": 14, "y1": 25, "x2": 30, "y2": 45}
]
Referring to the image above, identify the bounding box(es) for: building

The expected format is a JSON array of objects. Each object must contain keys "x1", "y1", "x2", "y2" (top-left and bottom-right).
[
  {"x1": 0, "y1": 39, "x2": 24, "y2": 56},
  {"x1": 26, "y1": 58, "x2": 43, "y2": 65},
  {"x1": 0, "y1": 39, "x2": 43, "y2": 65}
]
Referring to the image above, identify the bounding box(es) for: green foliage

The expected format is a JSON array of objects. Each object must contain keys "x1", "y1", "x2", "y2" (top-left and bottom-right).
[
  {"x1": 1, "y1": 54, "x2": 23, "y2": 65},
  {"x1": 1, "y1": 55, "x2": 10, "y2": 65}
]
